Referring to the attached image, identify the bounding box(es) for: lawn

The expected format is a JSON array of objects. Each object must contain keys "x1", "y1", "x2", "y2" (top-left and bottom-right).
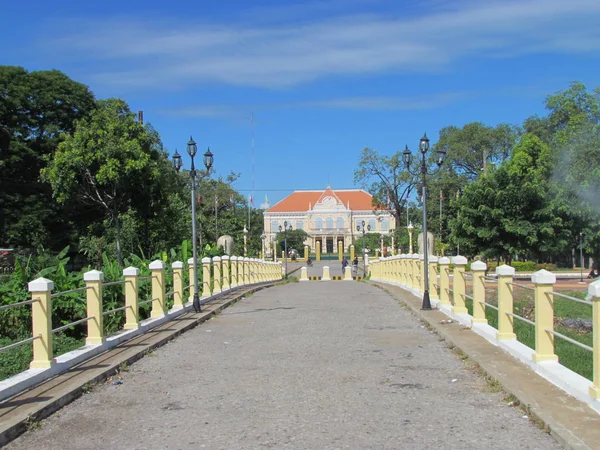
[{"x1": 462, "y1": 283, "x2": 593, "y2": 381}]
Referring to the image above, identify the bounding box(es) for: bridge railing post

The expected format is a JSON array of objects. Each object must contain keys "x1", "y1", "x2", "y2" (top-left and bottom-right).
[
  {"x1": 123, "y1": 266, "x2": 140, "y2": 329},
  {"x1": 452, "y1": 256, "x2": 468, "y2": 314},
  {"x1": 243, "y1": 257, "x2": 251, "y2": 285},
  {"x1": 28, "y1": 277, "x2": 55, "y2": 369},
  {"x1": 149, "y1": 260, "x2": 167, "y2": 318},
  {"x1": 419, "y1": 255, "x2": 426, "y2": 293},
  {"x1": 231, "y1": 256, "x2": 239, "y2": 287},
  {"x1": 172, "y1": 261, "x2": 184, "y2": 310},
  {"x1": 202, "y1": 257, "x2": 212, "y2": 296},
  {"x1": 428, "y1": 256, "x2": 439, "y2": 303},
  {"x1": 187, "y1": 258, "x2": 195, "y2": 303},
  {"x1": 212, "y1": 256, "x2": 222, "y2": 294},
  {"x1": 400, "y1": 255, "x2": 407, "y2": 286},
  {"x1": 588, "y1": 280, "x2": 600, "y2": 398},
  {"x1": 438, "y1": 257, "x2": 451, "y2": 307},
  {"x1": 222, "y1": 255, "x2": 230, "y2": 290},
  {"x1": 412, "y1": 254, "x2": 420, "y2": 291},
  {"x1": 496, "y1": 264, "x2": 516, "y2": 341},
  {"x1": 471, "y1": 261, "x2": 487, "y2": 324},
  {"x1": 532, "y1": 270, "x2": 558, "y2": 363},
  {"x1": 84, "y1": 269, "x2": 105, "y2": 345}
]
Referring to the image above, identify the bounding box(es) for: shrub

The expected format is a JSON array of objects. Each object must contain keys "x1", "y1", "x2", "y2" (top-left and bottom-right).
[{"x1": 511, "y1": 261, "x2": 537, "y2": 272}]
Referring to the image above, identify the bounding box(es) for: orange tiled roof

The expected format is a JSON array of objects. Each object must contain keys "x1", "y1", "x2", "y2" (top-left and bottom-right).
[{"x1": 266, "y1": 188, "x2": 383, "y2": 213}]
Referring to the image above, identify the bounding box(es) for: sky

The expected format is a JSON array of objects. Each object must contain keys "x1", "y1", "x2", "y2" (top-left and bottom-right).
[{"x1": 1, "y1": 0, "x2": 600, "y2": 208}]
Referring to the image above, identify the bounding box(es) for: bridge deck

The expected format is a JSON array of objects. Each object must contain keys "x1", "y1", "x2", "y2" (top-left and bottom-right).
[{"x1": 4, "y1": 281, "x2": 563, "y2": 449}]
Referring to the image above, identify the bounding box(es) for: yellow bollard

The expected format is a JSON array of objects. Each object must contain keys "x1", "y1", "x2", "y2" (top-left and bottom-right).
[
  {"x1": 84, "y1": 269, "x2": 105, "y2": 345},
  {"x1": 316, "y1": 241, "x2": 321, "y2": 261},
  {"x1": 471, "y1": 261, "x2": 487, "y2": 324},
  {"x1": 28, "y1": 277, "x2": 55, "y2": 369},
  {"x1": 149, "y1": 260, "x2": 166, "y2": 318},
  {"x1": 428, "y1": 256, "x2": 439, "y2": 302},
  {"x1": 452, "y1": 256, "x2": 468, "y2": 314},
  {"x1": 496, "y1": 264, "x2": 516, "y2": 341},
  {"x1": 338, "y1": 241, "x2": 343, "y2": 261},
  {"x1": 532, "y1": 270, "x2": 558, "y2": 362},
  {"x1": 222, "y1": 255, "x2": 230, "y2": 290},
  {"x1": 344, "y1": 266, "x2": 352, "y2": 281},
  {"x1": 438, "y1": 257, "x2": 451, "y2": 306},
  {"x1": 123, "y1": 266, "x2": 140, "y2": 328},
  {"x1": 588, "y1": 280, "x2": 600, "y2": 398},
  {"x1": 300, "y1": 266, "x2": 309, "y2": 281},
  {"x1": 350, "y1": 245, "x2": 355, "y2": 262},
  {"x1": 202, "y1": 257, "x2": 212, "y2": 296}
]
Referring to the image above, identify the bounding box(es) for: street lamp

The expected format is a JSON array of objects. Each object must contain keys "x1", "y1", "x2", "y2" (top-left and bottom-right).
[
  {"x1": 403, "y1": 133, "x2": 447, "y2": 310},
  {"x1": 356, "y1": 220, "x2": 371, "y2": 276},
  {"x1": 407, "y1": 222, "x2": 414, "y2": 254},
  {"x1": 243, "y1": 226, "x2": 248, "y2": 257},
  {"x1": 173, "y1": 137, "x2": 214, "y2": 313},
  {"x1": 279, "y1": 221, "x2": 292, "y2": 278}
]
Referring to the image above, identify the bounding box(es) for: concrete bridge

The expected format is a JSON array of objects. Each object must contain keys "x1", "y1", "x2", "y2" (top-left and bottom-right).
[{"x1": 2, "y1": 256, "x2": 600, "y2": 448}]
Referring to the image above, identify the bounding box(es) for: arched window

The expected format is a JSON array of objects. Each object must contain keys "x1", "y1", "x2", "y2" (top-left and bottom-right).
[
  {"x1": 381, "y1": 218, "x2": 389, "y2": 231},
  {"x1": 368, "y1": 218, "x2": 376, "y2": 231},
  {"x1": 271, "y1": 220, "x2": 279, "y2": 232},
  {"x1": 296, "y1": 220, "x2": 304, "y2": 230},
  {"x1": 326, "y1": 217, "x2": 334, "y2": 229},
  {"x1": 336, "y1": 217, "x2": 344, "y2": 229},
  {"x1": 315, "y1": 217, "x2": 323, "y2": 229}
]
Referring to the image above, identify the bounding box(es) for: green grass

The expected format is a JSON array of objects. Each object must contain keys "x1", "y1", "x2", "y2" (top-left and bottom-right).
[{"x1": 465, "y1": 288, "x2": 593, "y2": 380}]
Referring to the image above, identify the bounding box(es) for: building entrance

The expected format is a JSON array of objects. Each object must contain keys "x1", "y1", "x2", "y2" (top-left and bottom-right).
[{"x1": 326, "y1": 237, "x2": 334, "y2": 253}]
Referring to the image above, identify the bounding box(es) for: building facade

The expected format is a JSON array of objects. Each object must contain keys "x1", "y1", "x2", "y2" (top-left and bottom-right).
[{"x1": 263, "y1": 187, "x2": 395, "y2": 255}]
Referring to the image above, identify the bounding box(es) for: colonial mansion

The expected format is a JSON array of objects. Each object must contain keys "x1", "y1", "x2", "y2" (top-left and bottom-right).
[{"x1": 263, "y1": 187, "x2": 395, "y2": 254}]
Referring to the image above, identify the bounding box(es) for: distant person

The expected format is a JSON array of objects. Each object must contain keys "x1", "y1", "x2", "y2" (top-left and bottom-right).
[{"x1": 342, "y1": 257, "x2": 348, "y2": 272}]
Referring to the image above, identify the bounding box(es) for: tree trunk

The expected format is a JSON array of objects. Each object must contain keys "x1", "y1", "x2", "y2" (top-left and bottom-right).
[{"x1": 114, "y1": 213, "x2": 123, "y2": 266}]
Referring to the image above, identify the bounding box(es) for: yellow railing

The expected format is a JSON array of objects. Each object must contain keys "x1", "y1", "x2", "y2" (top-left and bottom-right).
[
  {"x1": 1, "y1": 256, "x2": 282, "y2": 374},
  {"x1": 369, "y1": 254, "x2": 600, "y2": 402}
]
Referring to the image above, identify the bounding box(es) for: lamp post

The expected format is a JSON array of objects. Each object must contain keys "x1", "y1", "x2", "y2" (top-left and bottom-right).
[
  {"x1": 279, "y1": 221, "x2": 292, "y2": 279},
  {"x1": 173, "y1": 137, "x2": 214, "y2": 313},
  {"x1": 356, "y1": 220, "x2": 371, "y2": 276},
  {"x1": 403, "y1": 133, "x2": 447, "y2": 310},
  {"x1": 390, "y1": 229, "x2": 395, "y2": 255},
  {"x1": 407, "y1": 222, "x2": 414, "y2": 254}
]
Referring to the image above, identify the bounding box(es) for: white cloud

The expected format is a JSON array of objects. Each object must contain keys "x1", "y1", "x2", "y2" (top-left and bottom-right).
[
  {"x1": 162, "y1": 91, "x2": 469, "y2": 117},
  {"x1": 40, "y1": 0, "x2": 600, "y2": 90}
]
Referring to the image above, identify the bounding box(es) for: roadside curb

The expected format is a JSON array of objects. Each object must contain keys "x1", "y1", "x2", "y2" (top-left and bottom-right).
[
  {"x1": 0, "y1": 283, "x2": 275, "y2": 447},
  {"x1": 369, "y1": 281, "x2": 600, "y2": 450}
]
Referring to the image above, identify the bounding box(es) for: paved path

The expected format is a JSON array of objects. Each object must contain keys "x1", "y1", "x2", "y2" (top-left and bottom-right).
[{"x1": 6, "y1": 282, "x2": 561, "y2": 450}]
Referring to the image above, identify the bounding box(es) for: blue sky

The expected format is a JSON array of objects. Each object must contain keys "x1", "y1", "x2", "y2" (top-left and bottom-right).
[{"x1": 2, "y1": 0, "x2": 600, "y2": 208}]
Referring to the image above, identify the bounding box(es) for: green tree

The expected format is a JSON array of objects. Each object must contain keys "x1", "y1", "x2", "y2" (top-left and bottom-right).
[
  {"x1": 354, "y1": 147, "x2": 414, "y2": 227},
  {"x1": 0, "y1": 66, "x2": 96, "y2": 249},
  {"x1": 43, "y1": 98, "x2": 167, "y2": 265},
  {"x1": 449, "y1": 134, "x2": 565, "y2": 262},
  {"x1": 275, "y1": 229, "x2": 309, "y2": 254}
]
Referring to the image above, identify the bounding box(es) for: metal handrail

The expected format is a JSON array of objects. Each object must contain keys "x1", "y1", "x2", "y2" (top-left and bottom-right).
[
  {"x1": 52, "y1": 316, "x2": 94, "y2": 334},
  {"x1": 481, "y1": 301, "x2": 499, "y2": 311},
  {"x1": 165, "y1": 290, "x2": 174, "y2": 298},
  {"x1": 0, "y1": 335, "x2": 41, "y2": 354},
  {"x1": 103, "y1": 304, "x2": 132, "y2": 316},
  {"x1": 506, "y1": 282, "x2": 535, "y2": 291},
  {"x1": 0, "y1": 297, "x2": 40, "y2": 311},
  {"x1": 484, "y1": 276, "x2": 498, "y2": 282},
  {"x1": 138, "y1": 298, "x2": 157, "y2": 307},
  {"x1": 464, "y1": 293, "x2": 474, "y2": 300},
  {"x1": 546, "y1": 329, "x2": 593, "y2": 352},
  {"x1": 103, "y1": 280, "x2": 126, "y2": 287},
  {"x1": 51, "y1": 286, "x2": 89, "y2": 298},
  {"x1": 138, "y1": 276, "x2": 153, "y2": 281},
  {"x1": 505, "y1": 311, "x2": 535, "y2": 327},
  {"x1": 547, "y1": 290, "x2": 592, "y2": 306}
]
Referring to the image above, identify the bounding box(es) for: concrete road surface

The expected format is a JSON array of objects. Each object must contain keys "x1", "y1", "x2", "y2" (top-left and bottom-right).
[{"x1": 6, "y1": 282, "x2": 561, "y2": 450}]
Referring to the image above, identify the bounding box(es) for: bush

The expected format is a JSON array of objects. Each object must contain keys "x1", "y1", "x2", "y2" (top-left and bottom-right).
[
  {"x1": 535, "y1": 263, "x2": 557, "y2": 271},
  {"x1": 511, "y1": 261, "x2": 537, "y2": 272}
]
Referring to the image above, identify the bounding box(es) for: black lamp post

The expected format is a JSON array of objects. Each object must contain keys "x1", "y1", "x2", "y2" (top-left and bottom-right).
[
  {"x1": 403, "y1": 133, "x2": 447, "y2": 310},
  {"x1": 279, "y1": 221, "x2": 292, "y2": 279},
  {"x1": 356, "y1": 220, "x2": 371, "y2": 276},
  {"x1": 173, "y1": 137, "x2": 214, "y2": 313}
]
